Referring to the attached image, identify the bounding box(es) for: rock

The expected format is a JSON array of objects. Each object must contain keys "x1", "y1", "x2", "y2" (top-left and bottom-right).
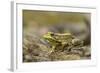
[{"x1": 49, "y1": 52, "x2": 80, "y2": 61}]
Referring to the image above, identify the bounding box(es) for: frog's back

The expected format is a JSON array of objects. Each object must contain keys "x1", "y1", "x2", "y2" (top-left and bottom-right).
[{"x1": 54, "y1": 33, "x2": 74, "y2": 42}]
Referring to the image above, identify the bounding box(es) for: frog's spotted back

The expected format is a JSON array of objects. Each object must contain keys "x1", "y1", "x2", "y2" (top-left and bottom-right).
[
  {"x1": 54, "y1": 33, "x2": 74, "y2": 42},
  {"x1": 43, "y1": 32, "x2": 74, "y2": 42}
]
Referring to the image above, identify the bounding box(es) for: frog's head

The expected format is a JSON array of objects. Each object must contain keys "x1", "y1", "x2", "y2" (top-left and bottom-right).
[{"x1": 43, "y1": 32, "x2": 54, "y2": 42}]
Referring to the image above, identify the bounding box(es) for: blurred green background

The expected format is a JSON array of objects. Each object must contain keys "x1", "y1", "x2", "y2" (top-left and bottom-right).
[{"x1": 23, "y1": 10, "x2": 90, "y2": 28}]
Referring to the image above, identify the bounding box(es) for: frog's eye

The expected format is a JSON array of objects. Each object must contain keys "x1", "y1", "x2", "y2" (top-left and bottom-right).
[{"x1": 50, "y1": 33, "x2": 54, "y2": 36}]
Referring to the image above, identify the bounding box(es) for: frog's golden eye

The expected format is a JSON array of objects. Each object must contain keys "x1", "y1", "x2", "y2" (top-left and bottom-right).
[{"x1": 50, "y1": 33, "x2": 54, "y2": 36}]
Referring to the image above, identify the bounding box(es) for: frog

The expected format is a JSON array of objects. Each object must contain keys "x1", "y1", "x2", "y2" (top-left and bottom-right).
[{"x1": 43, "y1": 32, "x2": 75, "y2": 52}]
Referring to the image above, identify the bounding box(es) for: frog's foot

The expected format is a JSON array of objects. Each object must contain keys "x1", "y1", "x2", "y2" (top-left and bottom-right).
[{"x1": 49, "y1": 46, "x2": 55, "y2": 53}]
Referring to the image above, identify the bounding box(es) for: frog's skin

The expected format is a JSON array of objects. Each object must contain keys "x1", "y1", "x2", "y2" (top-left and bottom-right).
[{"x1": 43, "y1": 32, "x2": 75, "y2": 52}]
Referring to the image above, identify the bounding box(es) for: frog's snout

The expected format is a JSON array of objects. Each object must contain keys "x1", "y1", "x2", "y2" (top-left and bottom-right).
[
  {"x1": 43, "y1": 32, "x2": 53, "y2": 39},
  {"x1": 43, "y1": 34, "x2": 52, "y2": 39}
]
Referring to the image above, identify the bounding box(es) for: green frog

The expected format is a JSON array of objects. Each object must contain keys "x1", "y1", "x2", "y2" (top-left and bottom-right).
[{"x1": 43, "y1": 32, "x2": 76, "y2": 52}]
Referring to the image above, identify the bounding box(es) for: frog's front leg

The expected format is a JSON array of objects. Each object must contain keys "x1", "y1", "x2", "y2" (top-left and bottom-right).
[{"x1": 50, "y1": 45, "x2": 55, "y2": 53}]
